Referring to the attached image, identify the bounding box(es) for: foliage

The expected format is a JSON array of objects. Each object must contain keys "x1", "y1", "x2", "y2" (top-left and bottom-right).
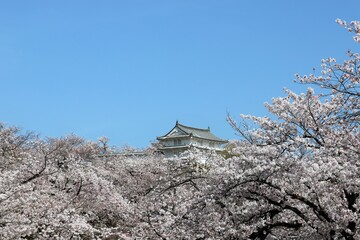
[{"x1": 0, "y1": 19, "x2": 359, "y2": 239}]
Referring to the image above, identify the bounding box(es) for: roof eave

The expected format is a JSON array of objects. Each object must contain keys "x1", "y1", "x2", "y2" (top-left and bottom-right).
[
  {"x1": 158, "y1": 145, "x2": 190, "y2": 150},
  {"x1": 191, "y1": 135, "x2": 228, "y2": 143},
  {"x1": 157, "y1": 135, "x2": 191, "y2": 140}
]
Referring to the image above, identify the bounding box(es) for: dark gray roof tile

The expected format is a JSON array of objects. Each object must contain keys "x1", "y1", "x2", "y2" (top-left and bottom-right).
[{"x1": 158, "y1": 122, "x2": 227, "y2": 143}]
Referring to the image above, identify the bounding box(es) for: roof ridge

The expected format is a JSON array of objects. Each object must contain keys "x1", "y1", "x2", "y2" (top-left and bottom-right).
[{"x1": 177, "y1": 123, "x2": 210, "y2": 132}]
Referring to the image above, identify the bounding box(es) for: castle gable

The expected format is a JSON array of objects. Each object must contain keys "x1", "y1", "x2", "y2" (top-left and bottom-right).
[{"x1": 168, "y1": 127, "x2": 188, "y2": 137}]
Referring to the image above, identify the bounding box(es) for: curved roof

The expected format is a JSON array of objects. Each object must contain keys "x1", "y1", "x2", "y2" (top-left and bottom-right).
[{"x1": 157, "y1": 121, "x2": 227, "y2": 143}]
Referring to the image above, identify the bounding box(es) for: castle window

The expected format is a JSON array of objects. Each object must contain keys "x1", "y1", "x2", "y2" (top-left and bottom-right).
[{"x1": 174, "y1": 139, "x2": 181, "y2": 146}]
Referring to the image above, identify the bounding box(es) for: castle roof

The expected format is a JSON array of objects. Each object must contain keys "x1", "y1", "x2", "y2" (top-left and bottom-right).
[{"x1": 157, "y1": 121, "x2": 227, "y2": 143}]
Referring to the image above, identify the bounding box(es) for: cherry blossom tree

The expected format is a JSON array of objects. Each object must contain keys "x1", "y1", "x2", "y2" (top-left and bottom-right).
[
  {"x1": 222, "y1": 19, "x2": 360, "y2": 239},
  {"x1": 0, "y1": 128, "x2": 135, "y2": 239}
]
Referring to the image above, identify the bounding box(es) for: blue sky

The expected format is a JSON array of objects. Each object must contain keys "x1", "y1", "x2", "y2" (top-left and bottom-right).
[{"x1": 1, "y1": 1, "x2": 359, "y2": 148}]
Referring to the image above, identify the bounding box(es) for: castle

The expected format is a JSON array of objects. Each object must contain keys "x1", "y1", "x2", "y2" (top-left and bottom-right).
[{"x1": 157, "y1": 121, "x2": 228, "y2": 157}]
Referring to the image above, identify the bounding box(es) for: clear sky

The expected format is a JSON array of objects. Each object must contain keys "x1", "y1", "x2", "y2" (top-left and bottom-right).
[{"x1": 1, "y1": 1, "x2": 359, "y2": 148}]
